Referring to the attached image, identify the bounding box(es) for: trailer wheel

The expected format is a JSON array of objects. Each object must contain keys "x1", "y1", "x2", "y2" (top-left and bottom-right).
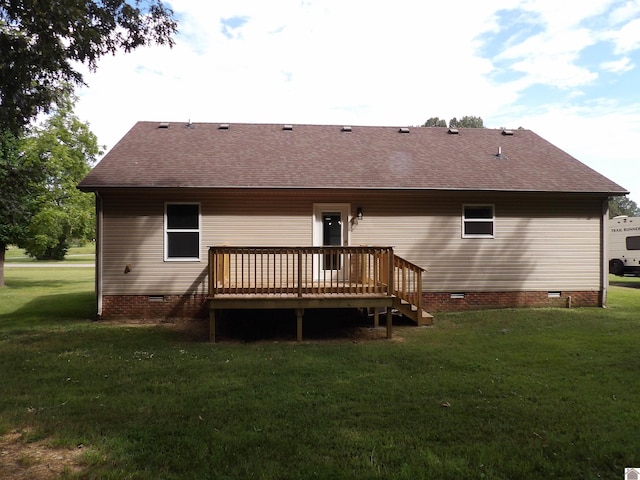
[{"x1": 609, "y1": 259, "x2": 624, "y2": 276}]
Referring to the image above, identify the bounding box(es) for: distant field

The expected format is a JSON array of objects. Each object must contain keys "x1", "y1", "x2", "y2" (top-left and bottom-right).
[{"x1": 5, "y1": 244, "x2": 95, "y2": 263}]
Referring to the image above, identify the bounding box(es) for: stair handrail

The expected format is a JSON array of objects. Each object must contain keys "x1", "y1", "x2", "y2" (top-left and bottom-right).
[{"x1": 393, "y1": 255, "x2": 425, "y2": 313}]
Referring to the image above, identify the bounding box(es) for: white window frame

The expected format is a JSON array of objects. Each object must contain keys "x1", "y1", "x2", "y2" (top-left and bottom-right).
[
  {"x1": 164, "y1": 202, "x2": 201, "y2": 261},
  {"x1": 462, "y1": 204, "x2": 495, "y2": 239}
]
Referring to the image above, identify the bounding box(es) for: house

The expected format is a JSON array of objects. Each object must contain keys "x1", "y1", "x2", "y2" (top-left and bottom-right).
[{"x1": 78, "y1": 122, "x2": 627, "y2": 340}]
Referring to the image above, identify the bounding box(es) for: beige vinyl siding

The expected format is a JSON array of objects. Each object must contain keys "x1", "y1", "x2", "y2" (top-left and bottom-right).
[
  {"x1": 100, "y1": 189, "x2": 604, "y2": 296},
  {"x1": 349, "y1": 191, "x2": 602, "y2": 292},
  {"x1": 101, "y1": 189, "x2": 314, "y2": 295}
]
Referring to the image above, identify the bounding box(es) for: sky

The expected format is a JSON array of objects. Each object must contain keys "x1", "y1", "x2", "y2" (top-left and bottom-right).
[{"x1": 75, "y1": 0, "x2": 640, "y2": 204}]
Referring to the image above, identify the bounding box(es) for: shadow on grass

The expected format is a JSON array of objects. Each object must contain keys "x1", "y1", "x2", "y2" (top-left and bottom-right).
[
  {"x1": 215, "y1": 308, "x2": 413, "y2": 343},
  {"x1": 611, "y1": 281, "x2": 640, "y2": 289},
  {"x1": 4, "y1": 276, "x2": 91, "y2": 290},
  {"x1": 0, "y1": 291, "x2": 95, "y2": 331}
]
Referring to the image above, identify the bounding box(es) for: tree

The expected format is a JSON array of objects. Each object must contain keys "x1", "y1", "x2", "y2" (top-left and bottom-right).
[
  {"x1": 422, "y1": 116, "x2": 485, "y2": 129},
  {"x1": 0, "y1": 0, "x2": 176, "y2": 285},
  {"x1": 0, "y1": 130, "x2": 43, "y2": 286},
  {"x1": 21, "y1": 94, "x2": 101, "y2": 260},
  {"x1": 609, "y1": 196, "x2": 640, "y2": 218},
  {"x1": 456, "y1": 115, "x2": 484, "y2": 128},
  {"x1": 0, "y1": 0, "x2": 177, "y2": 135},
  {"x1": 423, "y1": 117, "x2": 447, "y2": 127}
]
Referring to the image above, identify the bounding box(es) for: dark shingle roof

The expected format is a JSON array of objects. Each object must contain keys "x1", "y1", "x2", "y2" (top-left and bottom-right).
[{"x1": 78, "y1": 121, "x2": 627, "y2": 195}]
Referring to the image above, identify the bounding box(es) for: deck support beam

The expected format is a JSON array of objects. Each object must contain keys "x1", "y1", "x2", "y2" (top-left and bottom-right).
[
  {"x1": 209, "y1": 309, "x2": 217, "y2": 343},
  {"x1": 296, "y1": 308, "x2": 304, "y2": 342},
  {"x1": 386, "y1": 308, "x2": 393, "y2": 339}
]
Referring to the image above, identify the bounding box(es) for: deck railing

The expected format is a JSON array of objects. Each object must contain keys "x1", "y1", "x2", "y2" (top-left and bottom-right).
[
  {"x1": 208, "y1": 246, "x2": 395, "y2": 297},
  {"x1": 208, "y1": 246, "x2": 426, "y2": 309},
  {"x1": 393, "y1": 255, "x2": 424, "y2": 313}
]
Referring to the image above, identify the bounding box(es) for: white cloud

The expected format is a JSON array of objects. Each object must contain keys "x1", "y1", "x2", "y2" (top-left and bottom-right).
[
  {"x1": 608, "y1": 0, "x2": 640, "y2": 25},
  {"x1": 491, "y1": 100, "x2": 640, "y2": 200},
  {"x1": 607, "y1": 17, "x2": 640, "y2": 54},
  {"x1": 601, "y1": 56, "x2": 634, "y2": 72}
]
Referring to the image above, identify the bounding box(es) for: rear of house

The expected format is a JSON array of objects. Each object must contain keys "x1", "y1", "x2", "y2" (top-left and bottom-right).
[{"x1": 78, "y1": 122, "x2": 627, "y2": 323}]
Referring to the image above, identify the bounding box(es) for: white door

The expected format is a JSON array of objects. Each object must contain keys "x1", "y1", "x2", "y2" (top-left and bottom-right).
[{"x1": 313, "y1": 204, "x2": 350, "y2": 279}]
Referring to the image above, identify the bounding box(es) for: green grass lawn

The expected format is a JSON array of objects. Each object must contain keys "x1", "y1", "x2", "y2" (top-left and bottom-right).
[
  {"x1": 5, "y1": 244, "x2": 95, "y2": 263},
  {"x1": 1, "y1": 268, "x2": 640, "y2": 479}
]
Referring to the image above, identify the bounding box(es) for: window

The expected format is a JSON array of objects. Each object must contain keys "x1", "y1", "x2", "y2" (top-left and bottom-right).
[
  {"x1": 627, "y1": 236, "x2": 640, "y2": 250},
  {"x1": 165, "y1": 203, "x2": 200, "y2": 260},
  {"x1": 462, "y1": 205, "x2": 495, "y2": 238}
]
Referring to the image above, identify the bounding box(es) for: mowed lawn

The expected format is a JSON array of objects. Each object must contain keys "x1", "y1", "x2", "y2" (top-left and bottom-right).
[{"x1": 1, "y1": 268, "x2": 639, "y2": 479}]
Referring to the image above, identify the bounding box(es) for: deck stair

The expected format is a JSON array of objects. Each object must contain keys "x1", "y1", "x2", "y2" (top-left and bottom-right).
[
  {"x1": 393, "y1": 297, "x2": 434, "y2": 326},
  {"x1": 391, "y1": 254, "x2": 434, "y2": 326}
]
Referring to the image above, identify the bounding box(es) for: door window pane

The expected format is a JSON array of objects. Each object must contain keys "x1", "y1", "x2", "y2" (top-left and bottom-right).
[{"x1": 323, "y1": 213, "x2": 342, "y2": 269}]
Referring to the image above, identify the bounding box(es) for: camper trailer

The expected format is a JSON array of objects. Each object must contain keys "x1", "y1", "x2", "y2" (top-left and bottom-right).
[{"x1": 609, "y1": 216, "x2": 640, "y2": 275}]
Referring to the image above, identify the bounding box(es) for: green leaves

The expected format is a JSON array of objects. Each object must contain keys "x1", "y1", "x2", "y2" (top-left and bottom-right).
[
  {"x1": 0, "y1": 0, "x2": 177, "y2": 134},
  {"x1": 19, "y1": 94, "x2": 101, "y2": 260},
  {"x1": 609, "y1": 196, "x2": 640, "y2": 218}
]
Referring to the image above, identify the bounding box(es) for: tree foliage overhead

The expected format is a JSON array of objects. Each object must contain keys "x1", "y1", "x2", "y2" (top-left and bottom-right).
[
  {"x1": 0, "y1": 0, "x2": 177, "y2": 134},
  {"x1": 21, "y1": 94, "x2": 101, "y2": 260},
  {"x1": 422, "y1": 116, "x2": 484, "y2": 128},
  {"x1": 609, "y1": 196, "x2": 640, "y2": 218}
]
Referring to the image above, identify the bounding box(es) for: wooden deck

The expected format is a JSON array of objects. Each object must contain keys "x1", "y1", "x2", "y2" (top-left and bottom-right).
[{"x1": 207, "y1": 246, "x2": 432, "y2": 341}]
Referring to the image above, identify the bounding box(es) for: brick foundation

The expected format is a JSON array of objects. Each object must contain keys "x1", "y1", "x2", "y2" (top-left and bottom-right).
[
  {"x1": 99, "y1": 290, "x2": 602, "y2": 320},
  {"x1": 101, "y1": 294, "x2": 208, "y2": 320},
  {"x1": 423, "y1": 290, "x2": 601, "y2": 313}
]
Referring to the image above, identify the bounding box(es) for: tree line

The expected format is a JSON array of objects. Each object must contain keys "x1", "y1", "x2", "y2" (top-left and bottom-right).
[{"x1": 422, "y1": 116, "x2": 485, "y2": 128}]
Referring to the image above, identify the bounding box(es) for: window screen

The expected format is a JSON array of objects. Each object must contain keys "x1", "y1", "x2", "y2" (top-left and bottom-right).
[
  {"x1": 463, "y1": 205, "x2": 495, "y2": 238},
  {"x1": 166, "y1": 203, "x2": 200, "y2": 260}
]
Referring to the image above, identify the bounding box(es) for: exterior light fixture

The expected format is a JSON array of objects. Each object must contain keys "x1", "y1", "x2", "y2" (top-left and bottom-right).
[{"x1": 357, "y1": 207, "x2": 363, "y2": 220}]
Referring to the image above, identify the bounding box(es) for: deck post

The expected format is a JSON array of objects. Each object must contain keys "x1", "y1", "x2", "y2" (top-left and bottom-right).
[
  {"x1": 373, "y1": 308, "x2": 379, "y2": 328},
  {"x1": 296, "y1": 308, "x2": 304, "y2": 342},
  {"x1": 386, "y1": 307, "x2": 393, "y2": 339},
  {"x1": 387, "y1": 248, "x2": 395, "y2": 296},
  {"x1": 209, "y1": 309, "x2": 216, "y2": 343},
  {"x1": 297, "y1": 251, "x2": 303, "y2": 297},
  {"x1": 208, "y1": 249, "x2": 215, "y2": 297}
]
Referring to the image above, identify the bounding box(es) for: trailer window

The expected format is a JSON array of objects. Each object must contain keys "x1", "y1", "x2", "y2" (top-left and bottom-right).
[
  {"x1": 627, "y1": 236, "x2": 640, "y2": 250},
  {"x1": 462, "y1": 205, "x2": 495, "y2": 238}
]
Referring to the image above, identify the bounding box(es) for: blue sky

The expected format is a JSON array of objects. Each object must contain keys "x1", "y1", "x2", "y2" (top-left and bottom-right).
[{"x1": 76, "y1": 0, "x2": 640, "y2": 204}]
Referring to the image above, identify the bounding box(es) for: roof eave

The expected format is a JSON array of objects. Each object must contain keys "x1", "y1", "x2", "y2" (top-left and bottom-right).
[{"x1": 77, "y1": 184, "x2": 630, "y2": 196}]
